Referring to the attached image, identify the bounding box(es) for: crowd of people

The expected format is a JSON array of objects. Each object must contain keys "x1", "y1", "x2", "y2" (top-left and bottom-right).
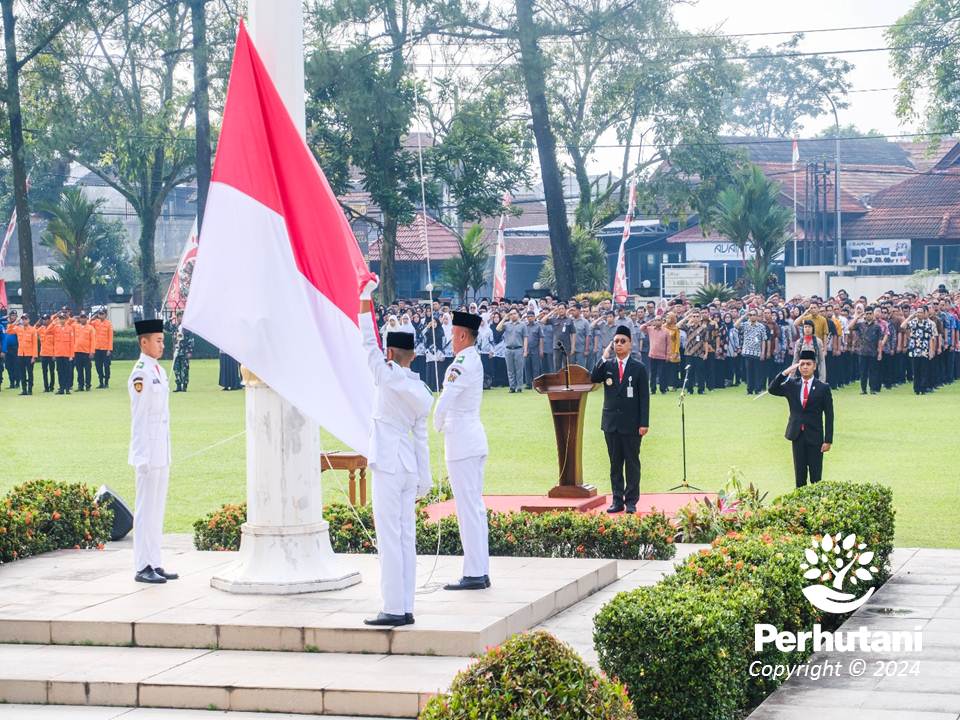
[
  {"x1": 374, "y1": 284, "x2": 960, "y2": 397},
  {"x1": 0, "y1": 307, "x2": 115, "y2": 395}
]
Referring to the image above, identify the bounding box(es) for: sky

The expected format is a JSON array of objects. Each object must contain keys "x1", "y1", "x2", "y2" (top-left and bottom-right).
[{"x1": 587, "y1": 0, "x2": 920, "y2": 172}]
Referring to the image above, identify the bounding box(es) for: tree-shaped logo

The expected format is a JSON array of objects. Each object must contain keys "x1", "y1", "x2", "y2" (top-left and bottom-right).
[{"x1": 800, "y1": 532, "x2": 879, "y2": 614}]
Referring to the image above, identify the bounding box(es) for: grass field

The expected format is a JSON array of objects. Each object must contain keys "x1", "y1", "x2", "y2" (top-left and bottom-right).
[{"x1": 1, "y1": 359, "x2": 957, "y2": 547}]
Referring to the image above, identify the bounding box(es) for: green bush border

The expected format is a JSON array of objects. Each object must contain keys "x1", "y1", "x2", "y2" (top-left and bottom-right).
[{"x1": 593, "y1": 480, "x2": 896, "y2": 720}]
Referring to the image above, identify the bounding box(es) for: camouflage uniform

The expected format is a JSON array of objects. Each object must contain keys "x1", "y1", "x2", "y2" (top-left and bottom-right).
[{"x1": 172, "y1": 328, "x2": 194, "y2": 392}]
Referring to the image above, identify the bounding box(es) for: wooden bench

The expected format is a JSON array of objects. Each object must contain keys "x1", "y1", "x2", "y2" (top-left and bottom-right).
[{"x1": 320, "y1": 451, "x2": 368, "y2": 506}]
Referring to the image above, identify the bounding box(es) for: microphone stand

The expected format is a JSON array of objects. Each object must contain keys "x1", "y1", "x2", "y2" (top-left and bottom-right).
[
  {"x1": 670, "y1": 363, "x2": 701, "y2": 491},
  {"x1": 556, "y1": 342, "x2": 571, "y2": 389}
]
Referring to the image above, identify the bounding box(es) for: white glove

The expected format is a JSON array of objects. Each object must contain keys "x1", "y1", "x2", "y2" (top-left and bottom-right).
[
  {"x1": 359, "y1": 274, "x2": 380, "y2": 301},
  {"x1": 416, "y1": 477, "x2": 433, "y2": 500}
]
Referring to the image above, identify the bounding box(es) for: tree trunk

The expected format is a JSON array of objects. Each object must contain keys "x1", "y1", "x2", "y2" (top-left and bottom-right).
[
  {"x1": 189, "y1": 0, "x2": 211, "y2": 230},
  {"x1": 515, "y1": 0, "x2": 574, "y2": 300},
  {"x1": 139, "y1": 205, "x2": 160, "y2": 318},
  {"x1": 380, "y1": 213, "x2": 398, "y2": 304},
  {"x1": 2, "y1": 0, "x2": 36, "y2": 317},
  {"x1": 568, "y1": 146, "x2": 593, "y2": 227}
]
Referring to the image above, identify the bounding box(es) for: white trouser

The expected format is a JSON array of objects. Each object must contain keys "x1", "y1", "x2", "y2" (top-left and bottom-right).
[
  {"x1": 446, "y1": 455, "x2": 489, "y2": 577},
  {"x1": 371, "y1": 468, "x2": 418, "y2": 615},
  {"x1": 134, "y1": 465, "x2": 170, "y2": 572}
]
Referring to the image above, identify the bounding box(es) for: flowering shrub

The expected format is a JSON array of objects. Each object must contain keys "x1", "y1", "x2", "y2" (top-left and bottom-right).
[
  {"x1": 0, "y1": 480, "x2": 113, "y2": 564},
  {"x1": 194, "y1": 502, "x2": 676, "y2": 561},
  {"x1": 420, "y1": 631, "x2": 634, "y2": 720}
]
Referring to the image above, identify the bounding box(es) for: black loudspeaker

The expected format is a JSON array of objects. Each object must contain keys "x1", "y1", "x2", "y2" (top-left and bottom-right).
[{"x1": 95, "y1": 485, "x2": 133, "y2": 541}]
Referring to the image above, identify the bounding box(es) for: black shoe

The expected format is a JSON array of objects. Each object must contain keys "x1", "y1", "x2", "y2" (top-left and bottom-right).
[
  {"x1": 135, "y1": 566, "x2": 167, "y2": 584},
  {"x1": 19, "y1": 390, "x2": 27, "y2": 396},
  {"x1": 65, "y1": 389, "x2": 71, "y2": 394},
  {"x1": 173, "y1": 387, "x2": 182, "y2": 393},
  {"x1": 154, "y1": 567, "x2": 179, "y2": 580},
  {"x1": 516, "y1": 388, "x2": 521, "y2": 393},
  {"x1": 861, "y1": 391, "x2": 867, "y2": 395},
  {"x1": 606, "y1": 503, "x2": 625, "y2": 514},
  {"x1": 56, "y1": 389, "x2": 65, "y2": 395},
  {"x1": 97, "y1": 382, "x2": 104, "y2": 389},
  {"x1": 444, "y1": 575, "x2": 490, "y2": 591},
  {"x1": 363, "y1": 612, "x2": 408, "y2": 627},
  {"x1": 625, "y1": 505, "x2": 637, "y2": 514},
  {"x1": 404, "y1": 613, "x2": 414, "y2": 625},
  {"x1": 508, "y1": 388, "x2": 515, "y2": 393}
]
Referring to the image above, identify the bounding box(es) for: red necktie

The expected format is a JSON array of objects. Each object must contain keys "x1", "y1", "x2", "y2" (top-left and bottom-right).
[
  {"x1": 618, "y1": 360, "x2": 624, "y2": 383},
  {"x1": 802, "y1": 380, "x2": 809, "y2": 408}
]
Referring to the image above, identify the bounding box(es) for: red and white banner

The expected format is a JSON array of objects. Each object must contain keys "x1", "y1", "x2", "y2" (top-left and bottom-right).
[
  {"x1": 0, "y1": 279, "x2": 7, "y2": 308},
  {"x1": 183, "y1": 22, "x2": 374, "y2": 454},
  {"x1": 0, "y1": 207, "x2": 16, "y2": 270},
  {"x1": 613, "y1": 180, "x2": 635, "y2": 304},
  {"x1": 164, "y1": 218, "x2": 199, "y2": 312},
  {"x1": 492, "y1": 193, "x2": 511, "y2": 301}
]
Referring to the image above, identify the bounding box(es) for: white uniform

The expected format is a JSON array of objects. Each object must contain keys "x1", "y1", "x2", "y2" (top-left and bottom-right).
[
  {"x1": 361, "y1": 313, "x2": 433, "y2": 615},
  {"x1": 128, "y1": 353, "x2": 171, "y2": 573},
  {"x1": 433, "y1": 344, "x2": 489, "y2": 577}
]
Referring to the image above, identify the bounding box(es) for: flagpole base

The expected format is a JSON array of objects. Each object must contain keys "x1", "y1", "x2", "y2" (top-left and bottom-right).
[
  {"x1": 210, "y1": 381, "x2": 362, "y2": 595},
  {"x1": 211, "y1": 520, "x2": 361, "y2": 595}
]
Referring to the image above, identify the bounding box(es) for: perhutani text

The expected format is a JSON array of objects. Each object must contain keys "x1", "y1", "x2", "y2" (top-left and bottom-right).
[{"x1": 754, "y1": 624, "x2": 924, "y2": 653}]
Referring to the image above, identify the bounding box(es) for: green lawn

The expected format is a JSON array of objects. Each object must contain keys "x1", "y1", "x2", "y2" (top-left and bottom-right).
[{"x1": 1, "y1": 359, "x2": 957, "y2": 547}]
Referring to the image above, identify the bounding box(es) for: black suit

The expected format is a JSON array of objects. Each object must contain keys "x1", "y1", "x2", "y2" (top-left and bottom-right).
[
  {"x1": 768, "y1": 372, "x2": 834, "y2": 487},
  {"x1": 591, "y1": 356, "x2": 650, "y2": 506}
]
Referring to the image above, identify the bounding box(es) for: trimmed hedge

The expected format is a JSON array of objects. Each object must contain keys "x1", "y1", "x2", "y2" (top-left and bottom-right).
[
  {"x1": 193, "y1": 502, "x2": 676, "y2": 561},
  {"x1": 112, "y1": 329, "x2": 220, "y2": 361},
  {"x1": 420, "y1": 631, "x2": 635, "y2": 720},
  {"x1": 0, "y1": 480, "x2": 114, "y2": 564},
  {"x1": 594, "y1": 480, "x2": 896, "y2": 720}
]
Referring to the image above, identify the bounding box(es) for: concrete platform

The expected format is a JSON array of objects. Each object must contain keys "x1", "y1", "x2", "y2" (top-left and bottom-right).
[
  {"x1": 0, "y1": 644, "x2": 469, "y2": 717},
  {"x1": 0, "y1": 537, "x2": 617, "y2": 657}
]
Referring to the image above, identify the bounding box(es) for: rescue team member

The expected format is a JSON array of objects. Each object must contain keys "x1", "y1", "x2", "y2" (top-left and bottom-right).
[
  {"x1": 17, "y1": 315, "x2": 38, "y2": 395},
  {"x1": 128, "y1": 319, "x2": 176, "y2": 584},
  {"x1": 73, "y1": 313, "x2": 96, "y2": 391},
  {"x1": 92, "y1": 309, "x2": 114, "y2": 388},
  {"x1": 40, "y1": 315, "x2": 56, "y2": 392},
  {"x1": 53, "y1": 313, "x2": 76, "y2": 395}
]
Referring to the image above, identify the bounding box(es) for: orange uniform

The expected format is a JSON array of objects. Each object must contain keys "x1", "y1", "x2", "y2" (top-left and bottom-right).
[
  {"x1": 93, "y1": 318, "x2": 114, "y2": 351},
  {"x1": 39, "y1": 322, "x2": 56, "y2": 357},
  {"x1": 73, "y1": 323, "x2": 96, "y2": 354},
  {"x1": 53, "y1": 323, "x2": 76, "y2": 358},
  {"x1": 17, "y1": 325, "x2": 38, "y2": 358}
]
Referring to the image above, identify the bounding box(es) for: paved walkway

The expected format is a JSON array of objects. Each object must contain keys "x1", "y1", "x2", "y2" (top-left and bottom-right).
[{"x1": 748, "y1": 548, "x2": 960, "y2": 720}]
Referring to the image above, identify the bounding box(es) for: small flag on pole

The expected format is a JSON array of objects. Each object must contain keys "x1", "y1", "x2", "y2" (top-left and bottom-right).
[
  {"x1": 612, "y1": 180, "x2": 635, "y2": 304},
  {"x1": 492, "y1": 193, "x2": 511, "y2": 301},
  {"x1": 792, "y1": 137, "x2": 800, "y2": 169},
  {"x1": 164, "y1": 219, "x2": 199, "y2": 312}
]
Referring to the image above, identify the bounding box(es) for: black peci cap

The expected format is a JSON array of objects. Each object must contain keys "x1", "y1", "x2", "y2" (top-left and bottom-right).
[
  {"x1": 615, "y1": 325, "x2": 632, "y2": 339},
  {"x1": 134, "y1": 319, "x2": 164, "y2": 336},
  {"x1": 386, "y1": 331, "x2": 415, "y2": 350},
  {"x1": 452, "y1": 311, "x2": 481, "y2": 332},
  {"x1": 799, "y1": 349, "x2": 817, "y2": 361}
]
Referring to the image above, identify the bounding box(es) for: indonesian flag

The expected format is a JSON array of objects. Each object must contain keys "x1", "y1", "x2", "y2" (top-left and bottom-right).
[
  {"x1": 164, "y1": 218, "x2": 199, "y2": 311},
  {"x1": 183, "y1": 22, "x2": 374, "y2": 454},
  {"x1": 0, "y1": 206, "x2": 16, "y2": 269},
  {"x1": 0, "y1": 279, "x2": 6, "y2": 308},
  {"x1": 612, "y1": 180, "x2": 635, "y2": 304},
  {"x1": 792, "y1": 137, "x2": 800, "y2": 169},
  {"x1": 492, "y1": 193, "x2": 511, "y2": 301}
]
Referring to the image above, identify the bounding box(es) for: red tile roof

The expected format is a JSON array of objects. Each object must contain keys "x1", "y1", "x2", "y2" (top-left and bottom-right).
[
  {"x1": 668, "y1": 224, "x2": 805, "y2": 244},
  {"x1": 367, "y1": 211, "x2": 461, "y2": 261},
  {"x1": 842, "y1": 171, "x2": 960, "y2": 240}
]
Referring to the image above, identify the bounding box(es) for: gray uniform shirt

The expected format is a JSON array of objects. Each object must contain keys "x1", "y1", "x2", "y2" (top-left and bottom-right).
[
  {"x1": 501, "y1": 320, "x2": 526, "y2": 349},
  {"x1": 572, "y1": 317, "x2": 591, "y2": 354},
  {"x1": 524, "y1": 321, "x2": 542, "y2": 352}
]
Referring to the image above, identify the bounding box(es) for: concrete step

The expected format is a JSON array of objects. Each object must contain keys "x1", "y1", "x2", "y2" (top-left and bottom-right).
[
  {"x1": 0, "y1": 549, "x2": 616, "y2": 657},
  {"x1": 0, "y1": 644, "x2": 472, "y2": 717},
  {"x1": 0, "y1": 705, "x2": 395, "y2": 719}
]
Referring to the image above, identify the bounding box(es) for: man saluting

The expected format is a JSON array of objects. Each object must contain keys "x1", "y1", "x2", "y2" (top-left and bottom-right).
[
  {"x1": 591, "y1": 325, "x2": 649, "y2": 514},
  {"x1": 358, "y1": 275, "x2": 433, "y2": 627},
  {"x1": 768, "y1": 348, "x2": 834, "y2": 487},
  {"x1": 128, "y1": 319, "x2": 177, "y2": 584}
]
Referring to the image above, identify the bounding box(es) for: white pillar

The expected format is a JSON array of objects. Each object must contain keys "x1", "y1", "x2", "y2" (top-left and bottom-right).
[{"x1": 211, "y1": 0, "x2": 360, "y2": 594}]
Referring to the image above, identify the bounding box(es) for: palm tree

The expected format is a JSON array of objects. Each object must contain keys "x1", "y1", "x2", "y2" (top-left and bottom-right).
[
  {"x1": 441, "y1": 224, "x2": 488, "y2": 304},
  {"x1": 40, "y1": 188, "x2": 109, "y2": 309},
  {"x1": 711, "y1": 165, "x2": 793, "y2": 292}
]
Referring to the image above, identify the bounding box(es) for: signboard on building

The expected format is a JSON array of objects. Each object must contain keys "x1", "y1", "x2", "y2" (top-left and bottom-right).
[
  {"x1": 661, "y1": 262, "x2": 708, "y2": 297},
  {"x1": 685, "y1": 242, "x2": 751, "y2": 262},
  {"x1": 845, "y1": 239, "x2": 911, "y2": 266}
]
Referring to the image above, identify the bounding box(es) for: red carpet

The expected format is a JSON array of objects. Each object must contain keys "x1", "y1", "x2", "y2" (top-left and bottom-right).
[{"x1": 424, "y1": 492, "x2": 716, "y2": 522}]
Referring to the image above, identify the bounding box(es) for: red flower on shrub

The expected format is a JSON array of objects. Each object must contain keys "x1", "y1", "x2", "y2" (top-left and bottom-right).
[{"x1": 52, "y1": 511, "x2": 61, "y2": 521}]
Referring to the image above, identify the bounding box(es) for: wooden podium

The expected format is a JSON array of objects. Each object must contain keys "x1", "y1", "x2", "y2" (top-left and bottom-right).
[{"x1": 532, "y1": 364, "x2": 598, "y2": 498}]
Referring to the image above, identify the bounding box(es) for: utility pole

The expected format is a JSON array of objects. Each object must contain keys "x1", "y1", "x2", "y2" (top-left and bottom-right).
[{"x1": 822, "y1": 91, "x2": 842, "y2": 266}]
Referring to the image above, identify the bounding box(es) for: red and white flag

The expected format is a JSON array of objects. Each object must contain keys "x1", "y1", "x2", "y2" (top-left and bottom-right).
[
  {"x1": 164, "y1": 218, "x2": 199, "y2": 312},
  {"x1": 792, "y1": 137, "x2": 800, "y2": 169},
  {"x1": 183, "y1": 22, "x2": 374, "y2": 454},
  {"x1": 492, "y1": 193, "x2": 511, "y2": 301},
  {"x1": 612, "y1": 180, "x2": 635, "y2": 304},
  {"x1": 0, "y1": 207, "x2": 16, "y2": 270}
]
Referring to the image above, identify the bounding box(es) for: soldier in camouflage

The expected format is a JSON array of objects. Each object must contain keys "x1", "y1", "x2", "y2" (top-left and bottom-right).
[{"x1": 170, "y1": 313, "x2": 194, "y2": 392}]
